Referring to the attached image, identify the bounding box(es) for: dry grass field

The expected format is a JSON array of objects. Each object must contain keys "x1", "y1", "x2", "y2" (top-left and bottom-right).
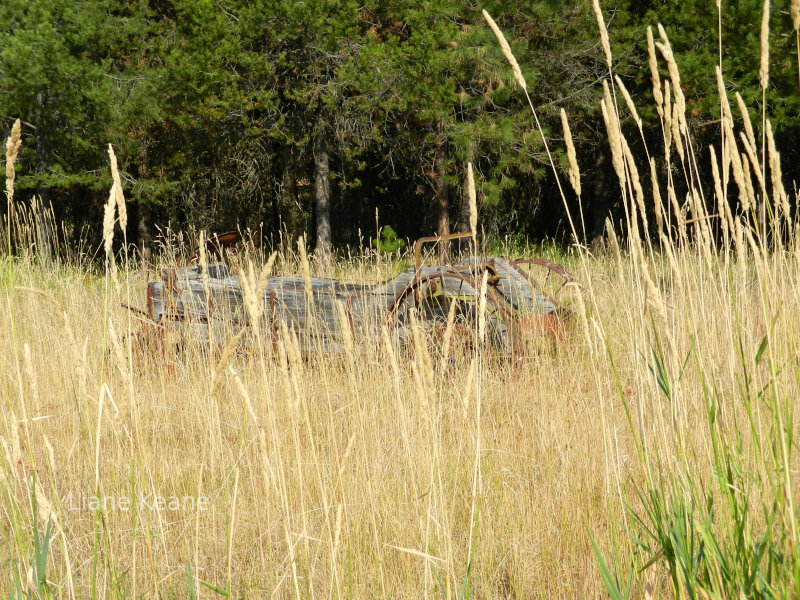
[
  {"x1": 4, "y1": 3, "x2": 800, "y2": 598},
  {"x1": 1, "y1": 237, "x2": 799, "y2": 598}
]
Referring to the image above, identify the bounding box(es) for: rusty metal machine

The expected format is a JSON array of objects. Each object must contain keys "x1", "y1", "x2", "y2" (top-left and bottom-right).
[{"x1": 143, "y1": 233, "x2": 575, "y2": 358}]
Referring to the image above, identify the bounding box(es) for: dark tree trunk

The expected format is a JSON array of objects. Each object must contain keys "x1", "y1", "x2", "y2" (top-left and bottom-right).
[
  {"x1": 34, "y1": 91, "x2": 53, "y2": 259},
  {"x1": 137, "y1": 142, "x2": 153, "y2": 262},
  {"x1": 314, "y1": 113, "x2": 332, "y2": 264},
  {"x1": 138, "y1": 204, "x2": 152, "y2": 263},
  {"x1": 33, "y1": 187, "x2": 53, "y2": 260}
]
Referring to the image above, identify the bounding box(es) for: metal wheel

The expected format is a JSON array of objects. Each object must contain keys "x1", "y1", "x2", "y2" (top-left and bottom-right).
[{"x1": 387, "y1": 270, "x2": 512, "y2": 360}]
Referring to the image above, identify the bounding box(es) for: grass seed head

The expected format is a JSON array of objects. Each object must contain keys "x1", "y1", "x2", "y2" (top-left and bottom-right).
[
  {"x1": 103, "y1": 183, "x2": 117, "y2": 271},
  {"x1": 108, "y1": 145, "x2": 126, "y2": 233},
  {"x1": 592, "y1": 0, "x2": 613, "y2": 68},
  {"x1": 482, "y1": 10, "x2": 527, "y2": 90},
  {"x1": 766, "y1": 120, "x2": 790, "y2": 220},
  {"x1": 646, "y1": 28, "x2": 664, "y2": 118},
  {"x1": 792, "y1": 0, "x2": 800, "y2": 30},
  {"x1": 650, "y1": 158, "x2": 664, "y2": 236},
  {"x1": 5, "y1": 118, "x2": 21, "y2": 203},
  {"x1": 614, "y1": 75, "x2": 642, "y2": 131},
  {"x1": 735, "y1": 93, "x2": 758, "y2": 165},
  {"x1": 561, "y1": 109, "x2": 582, "y2": 197}
]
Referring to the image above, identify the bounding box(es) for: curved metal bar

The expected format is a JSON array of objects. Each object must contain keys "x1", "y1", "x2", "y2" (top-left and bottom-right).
[
  {"x1": 512, "y1": 258, "x2": 575, "y2": 283},
  {"x1": 413, "y1": 232, "x2": 475, "y2": 271}
]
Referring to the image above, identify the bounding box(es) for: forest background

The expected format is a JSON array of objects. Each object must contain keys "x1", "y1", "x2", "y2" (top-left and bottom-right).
[{"x1": 2, "y1": 0, "x2": 798, "y2": 259}]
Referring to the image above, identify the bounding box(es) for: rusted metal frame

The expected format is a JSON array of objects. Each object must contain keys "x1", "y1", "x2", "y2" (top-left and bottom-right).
[
  {"x1": 513, "y1": 257, "x2": 574, "y2": 282},
  {"x1": 122, "y1": 303, "x2": 149, "y2": 318},
  {"x1": 387, "y1": 270, "x2": 475, "y2": 314},
  {"x1": 508, "y1": 258, "x2": 574, "y2": 309},
  {"x1": 189, "y1": 231, "x2": 240, "y2": 262},
  {"x1": 512, "y1": 258, "x2": 575, "y2": 294},
  {"x1": 413, "y1": 232, "x2": 475, "y2": 272},
  {"x1": 387, "y1": 269, "x2": 518, "y2": 354}
]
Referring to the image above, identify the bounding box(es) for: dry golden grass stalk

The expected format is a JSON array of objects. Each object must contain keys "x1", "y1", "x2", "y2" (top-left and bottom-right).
[
  {"x1": 671, "y1": 91, "x2": 685, "y2": 163},
  {"x1": 483, "y1": 8, "x2": 577, "y2": 246},
  {"x1": 794, "y1": 0, "x2": 800, "y2": 94},
  {"x1": 211, "y1": 329, "x2": 246, "y2": 393},
  {"x1": 460, "y1": 358, "x2": 476, "y2": 419},
  {"x1": 103, "y1": 182, "x2": 117, "y2": 269},
  {"x1": 592, "y1": 0, "x2": 613, "y2": 68},
  {"x1": 632, "y1": 241, "x2": 667, "y2": 324},
  {"x1": 614, "y1": 75, "x2": 643, "y2": 132},
  {"x1": 439, "y1": 298, "x2": 458, "y2": 371},
  {"x1": 663, "y1": 80, "x2": 673, "y2": 158},
  {"x1": 22, "y1": 343, "x2": 39, "y2": 407},
  {"x1": 710, "y1": 146, "x2": 734, "y2": 237},
  {"x1": 766, "y1": 120, "x2": 790, "y2": 221},
  {"x1": 409, "y1": 312, "x2": 434, "y2": 391},
  {"x1": 560, "y1": 109, "x2": 582, "y2": 197},
  {"x1": 735, "y1": 93, "x2": 758, "y2": 168},
  {"x1": 605, "y1": 216, "x2": 621, "y2": 257},
  {"x1": 723, "y1": 120, "x2": 748, "y2": 211},
  {"x1": 5, "y1": 119, "x2": 21, "y2": 205},
  {"x1": 570, "y1": 278, "x2": 594, "y2": 352},
  {"x1": 744, "y1": 220, "x2": 763, "y2": 263},
  {"x1": 716, "y1": 66, "x2": 733, "y2": 123},
  {"x1": 690, "y1": 187, "x2": 713, "y2": 254},
  {"x1": 108, "y1": 145, "x2": 126, "y2": 233},
  {"x1": 667, "y1": 172, "x2": 687, "y2": 242},
  {"x1": 409, "y1": 361, "x2": 430, "y2": 431},
  {"x1": 655, "y1": 25, "x2": 686, "y2": 134},
  {"x1": 621, "y1": 134, "x2": 648, "y2": 237},
  {"x1": 467, "y1": 161, "x2": 478, "y2": 239},
  {"x1": 739, "y1": 131, "x2": 766, "y2": 197},
  {"x1": 600, "y1": 84, "x2": 625, "y2": 190},
  {"x1": 659, "y1": 231, "x2": 681, "y2": 281},
  {"x1": 5, "y1": 410, "x2": 22, "y2": 469},
  {"x1": 283, "y1": 324, "x2": 305, "y2": 395},
  {"x1": 5, "y1": 119, "x2": 21, "y2": 251},
  {"x1": 760, "y1": 0, "x2": 770, "y2": 90},
  {"x1": 335, "y1": 300, "x2": 355, "y2": 361},
  {"x1": 477, "y1": 269, "x2": 489, "y2": 345},
  {"x1": 238, "y1": 253, "x2": 277, "y2": 323},
  {"x1": 380, "y1": 323, "x2": 401, "y2": 388},
  {"x1": 32, "y1": 474, "x2": 58, "y2": 531},
  {"x1": 482, "y1": 10, "x2": 526, "y2": 90},
  {"x1": 199, "y1": 230, "x2": 208, "y2": 276},
  {"x1": 650, "y1": 158, "x2": 664, "y2": 237},
  {"x1": 107, "y1": 319, "x2": 130, "y2": 382},
  {"x1": 741, "y1": 152, "x2": 757, "y2": 212},
  {"x1": 735, "y1": 218, "x2": 747, "y2": 277},
  {"x1": 298, "y1": 236, "x2": 313, "y2": 307},
  {"x1": 646, "y1": 28, "x2": 664, "y2": 119},
  {"x1": 227, "y1": 366, "x2": 258, "y2": 425}
]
